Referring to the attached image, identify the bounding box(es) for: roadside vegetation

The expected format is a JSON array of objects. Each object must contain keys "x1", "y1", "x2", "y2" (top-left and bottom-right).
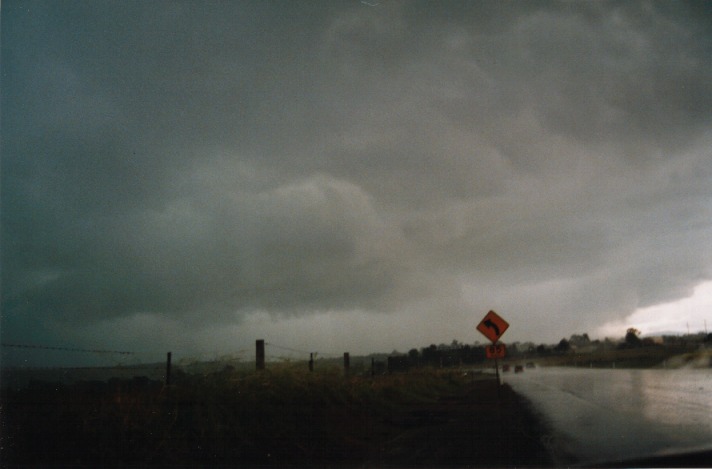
[
  {"x1": 5, "y1": 331, "x2": 708, "y2": 466},
  {"x1": 1, "y1": 364, "x2": 551, "y2": 467}
]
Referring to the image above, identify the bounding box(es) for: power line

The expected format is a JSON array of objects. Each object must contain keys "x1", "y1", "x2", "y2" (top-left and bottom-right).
[{"x1": 1, "y1": 343, "x2": 134, "y2": 355}]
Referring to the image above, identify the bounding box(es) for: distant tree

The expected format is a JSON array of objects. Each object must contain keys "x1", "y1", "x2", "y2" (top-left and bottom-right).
[
  {"x1": 625, "y1": 328, "x2": 642, "y2": 347},
  {"x1": 460, "y1": 344, "x2": 478, "y2": 364},
  {"x1": 509, "y1": 342, "x2": 521, "y2": 357},
  {"x1": 569, "y1": 333, "x2": 591, "y2": 348},
  {"x1": 603, "y1": 337, "x2": 619, "y2": 350},
  {"x1": 536, "y1": 344, "x2": 549, "y2": 355},
  {"x1": 422, "y1": 344, "x2": 439, "y2": 365},
  {"x1": 408, "y1": 348, "x2": 419, "y2": 363},
  {"x1": 554, "y1": 338, "x2": 570, "y2": 353}
]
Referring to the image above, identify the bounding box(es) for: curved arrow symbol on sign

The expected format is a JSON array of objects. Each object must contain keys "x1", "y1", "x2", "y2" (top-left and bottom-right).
[
  {"x1": 477, "y1": 310, "x2": 509, "y2": 343},
  {"x1": 483, "y1": 319, "x2": 500, "y2": 337}
]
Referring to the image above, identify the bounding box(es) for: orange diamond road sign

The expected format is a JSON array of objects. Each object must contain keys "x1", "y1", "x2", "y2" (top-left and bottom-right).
[
  {"x1": 477, "y1": 310, "x2": 509, "y2": 344},
  {"x1": 486, "y1": 343, "x2": 506, "y2": 359}
]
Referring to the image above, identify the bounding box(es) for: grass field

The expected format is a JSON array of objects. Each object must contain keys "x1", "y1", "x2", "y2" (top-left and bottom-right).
[{"x1": 1, "y1": 364, "x2": 552, "y2": 467}]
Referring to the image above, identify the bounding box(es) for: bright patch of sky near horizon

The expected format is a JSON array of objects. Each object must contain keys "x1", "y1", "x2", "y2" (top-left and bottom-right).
[{"x1": 597, "y1": 280, "x2": 712, "y2": 338}]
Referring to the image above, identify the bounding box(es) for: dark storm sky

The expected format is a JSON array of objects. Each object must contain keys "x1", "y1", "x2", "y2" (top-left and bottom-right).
[{"x1": 2, "y1": 1, "x2": 711, "y2": 363}]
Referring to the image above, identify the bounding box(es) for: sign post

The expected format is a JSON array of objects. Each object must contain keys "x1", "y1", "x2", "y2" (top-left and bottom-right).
[{"x1": 477, "y1": 310, "x2": 510, "y2": 386}]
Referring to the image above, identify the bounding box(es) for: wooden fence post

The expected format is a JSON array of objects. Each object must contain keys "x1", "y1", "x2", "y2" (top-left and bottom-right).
[
  {"x1": 309, "y1": 352, "x2": 314, "y2": 372},
  {"x1": 343, "y1": 352, "x2": 350, "y2": 375},
  {"x1": 256, "y1": 339, "x2": 265, "y2": 370},
  {"x1": 165, "y1": 351, "x2": 172, "y2": 386}
]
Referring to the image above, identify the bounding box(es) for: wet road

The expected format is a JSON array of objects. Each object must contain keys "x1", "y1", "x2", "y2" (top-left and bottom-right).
[{"x1": 503, "y1": 367, "x2": 712, "y2": 465}]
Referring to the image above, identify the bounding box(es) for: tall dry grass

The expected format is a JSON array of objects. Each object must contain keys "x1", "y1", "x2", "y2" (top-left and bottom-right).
[{"x1": 2, "y1": 364, "x2": 472, "y2": 466}]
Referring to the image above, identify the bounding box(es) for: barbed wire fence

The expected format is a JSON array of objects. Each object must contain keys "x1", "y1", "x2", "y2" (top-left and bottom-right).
[
  {"x1": 1, "y1": 341, "x2": 164, "y2": 372},
  {"x1": 1, "y1": 340, "x2": 383, "y2": 393},
  {"x1": 265, "y1": 342, "x2": 342, "y2": 359},
  {"x1": 2, "y1": 340, "x2": 346, "y2": 364}
]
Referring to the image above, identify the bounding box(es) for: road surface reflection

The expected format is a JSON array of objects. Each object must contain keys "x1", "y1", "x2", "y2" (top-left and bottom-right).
[{"x1": 504, "y1": 367, "x2": 712, "y2": 465}]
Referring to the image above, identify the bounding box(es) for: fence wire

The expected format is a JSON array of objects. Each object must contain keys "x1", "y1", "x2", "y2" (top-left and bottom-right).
[
  {"x1": 2, "y1": 342, "x2": 134, "y2": 355},
  {"x1": 2, "y1": 341, "x2": 345, "y2": 364},
  {"x1": 265, "y1": 341, "x2": 342, "y2": 358}
]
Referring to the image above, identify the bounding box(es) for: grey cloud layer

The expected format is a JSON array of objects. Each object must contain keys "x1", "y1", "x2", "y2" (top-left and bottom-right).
[{"x1": 2, "y1": 1, "x2": 711, "y2": 347}]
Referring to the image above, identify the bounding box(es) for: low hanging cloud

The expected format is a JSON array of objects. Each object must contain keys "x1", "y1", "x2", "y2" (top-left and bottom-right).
[{"x1": 2, "y1": 1, "x2": 711, "y2": 358}]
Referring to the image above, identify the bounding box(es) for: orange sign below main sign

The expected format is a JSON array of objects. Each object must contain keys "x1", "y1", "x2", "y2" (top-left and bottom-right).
[
  {"x1": 486, "y1": 343, "x2": 506, "y2": 359},
  {"x1": 477, "y1": 310, "x2": 509, "y2": 343}
]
